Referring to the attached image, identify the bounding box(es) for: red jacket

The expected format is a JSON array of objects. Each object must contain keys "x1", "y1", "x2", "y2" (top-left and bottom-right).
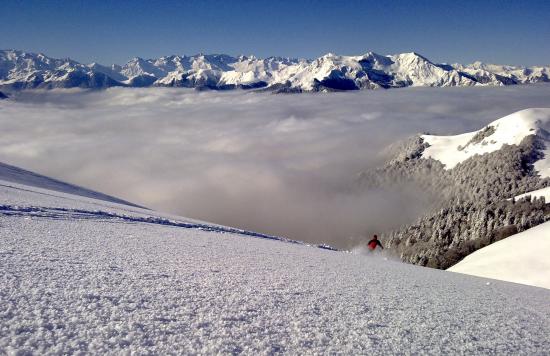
[{"x1": 368, "y1": 238, "x2": 383, "y2": 250}]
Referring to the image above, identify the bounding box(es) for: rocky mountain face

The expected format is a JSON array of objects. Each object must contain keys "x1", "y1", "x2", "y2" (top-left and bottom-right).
[
  {"x1": 359, "y1": 109, "x2": 550, "y2": 269},
  {"x1": 1, "y1": 49, "x2": 548, "y2": 92}
]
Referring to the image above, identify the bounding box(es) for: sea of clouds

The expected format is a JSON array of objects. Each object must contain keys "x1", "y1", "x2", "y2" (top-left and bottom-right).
[{"x1": 1, "y1": 84, "x2": 550, "y2": 248}]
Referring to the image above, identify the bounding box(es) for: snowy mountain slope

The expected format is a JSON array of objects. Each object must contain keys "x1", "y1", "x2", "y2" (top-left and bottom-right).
[
  {"x1": 0, "y1": 161, "x2": 142, "y2": 208},
  {"x1": 1, "y1": 49, "x2": 549, "y2": 92},
  {"x1": 421, "y1": 108, "x2": 550, "y2": 175},
  {"x1": 0, "y1": 153, "x2": 326, "y2": 249},
  {"x1": 0, "y1": 167, "x2": 306, "y2": 247},
  {"x1": 0, "y1": 50, "x2": 121, "y2": 90},
  {"x1": 360, "y1": 108, "x2": 550, "y2": 269},
  {"x1": 88, "y1": 62, "x2": 127, "y2": 82},
  {"x1": 453, "y1": 61, "x2": 550, "y2": 85},
  {"x1": 1, "y1": 166, "x2": 550, "y2": 353},
  {"x1": 448, "y1": 221, "x2": 550, "y2": 289},
  {"x1": 389, "y1": 52, "x2": 476, "y2": 88}
]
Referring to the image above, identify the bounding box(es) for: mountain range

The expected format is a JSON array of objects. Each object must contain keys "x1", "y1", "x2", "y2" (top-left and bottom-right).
[{"x1": 1, "y1": 49, "x2": 549, "y2": 92}]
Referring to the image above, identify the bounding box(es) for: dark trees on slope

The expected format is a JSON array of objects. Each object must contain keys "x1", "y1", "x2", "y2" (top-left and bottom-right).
[{"x1": 358, "y1": 135, "x2": 550, "y2": 269}]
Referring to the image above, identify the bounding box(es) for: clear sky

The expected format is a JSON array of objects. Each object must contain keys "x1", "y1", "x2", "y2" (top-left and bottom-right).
[{"x1": 2, "y1": 0, "x2": 549, "y2": 66}]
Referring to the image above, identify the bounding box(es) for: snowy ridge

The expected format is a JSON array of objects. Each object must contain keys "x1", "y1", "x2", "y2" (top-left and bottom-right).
[
  {"x1": 448, "y1": 221, "x2": 550, "y2": 289},
  {"x1": 0, "y1": 203, "x2": 310, "y2": 247},
  {"x1": 2, "y1": 163, "x2": 550, "y2": 353},
  {"x1": 0, "y1": 161, "x2": 142, "y2": 208},
  {"x1": 453, "y1": 61, "x2": 550, "y2": 85},
  {"x1": 364, "y1": 108, "x2": 550, "y2": 270},
  {"x1": 0, "y1": 161, "x2": 334, "y2": 250},
  {"x1": 421, "y1": 108, "x2": 550, "y2": 175},
  {"x1": 1, "y1": 49, "x2": 549, "y2": 92}
]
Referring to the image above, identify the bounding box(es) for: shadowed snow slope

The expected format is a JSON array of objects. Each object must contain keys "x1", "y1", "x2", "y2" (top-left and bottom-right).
[
  {"x1": 448, "y1": 221, "x2": 550, "y2": 290},
  {"x1": 0, "y1": 161, "x2": 143, "y2": 208},
  {"x1": 1, "y1": 167, "x2": 550, "y2": 353},
  {"x1": 422, "y1": 108, "x2": 550, "y2": 175}
]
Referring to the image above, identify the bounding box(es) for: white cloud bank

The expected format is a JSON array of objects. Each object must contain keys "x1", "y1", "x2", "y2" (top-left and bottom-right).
[{"x1": 1, "y1": 85, "x2": 550, "y2": 248}]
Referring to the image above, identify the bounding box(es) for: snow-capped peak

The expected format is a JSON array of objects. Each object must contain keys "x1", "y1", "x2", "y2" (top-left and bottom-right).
[
  {"x1": 1, "y1": 49, "x2": 549, "y2": 91},
  {"x1": 421, "y1": 108, "x2": 550, "y2": 175}
]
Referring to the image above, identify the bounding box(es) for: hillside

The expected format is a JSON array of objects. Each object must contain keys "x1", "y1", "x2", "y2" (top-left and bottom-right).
[
  {"x1": 448, "y1": 221, "x2": 550, "y2": 289},
  {"x1": 360, "y1": 108, "x2": 550, "y2": 268},
  {"x1": 0, "y1": 161, "x2": 142, "y2": 208},
  {"x1": 2, "y1": 162, "x2": 550, "y2": 353},
  {"x1": 1, "y1": 49, "x2": 549, "y2": 92}
]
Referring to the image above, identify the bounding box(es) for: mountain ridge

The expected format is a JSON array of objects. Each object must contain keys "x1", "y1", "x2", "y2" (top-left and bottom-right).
[
  {"x1": 359, "y1": 108, "x2": 550, "y2": 269},
  {"x1": 1, "y1": 49, "x2": 548, "y2": 92}
]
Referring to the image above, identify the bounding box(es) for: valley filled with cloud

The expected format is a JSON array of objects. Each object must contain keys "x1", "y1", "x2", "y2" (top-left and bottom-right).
[{"x1": 2, "y1": 85, "x2": 550, "y2": 248}]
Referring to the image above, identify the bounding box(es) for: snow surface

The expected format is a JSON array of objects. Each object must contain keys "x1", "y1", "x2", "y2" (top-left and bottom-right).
[
  {"x1": 422, "y1": 108, "x2": 550, "y2": 175},
  {"x1": 0, "y1": 161, "x2": 141, "y2": 208},
  {"x1": 448, "y1": 221, "x2": 550, "y2": 290},
  {"x1": 513, "y1": 186, "x2": 550, "y2": 202},
  {"x1": 2, "y1": 166, "x2": 550, "y2": 353}
]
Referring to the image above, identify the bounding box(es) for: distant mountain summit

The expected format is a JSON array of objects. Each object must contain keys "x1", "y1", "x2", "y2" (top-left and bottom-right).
[{"x1": 1, "y1": 49, "x2": 549, "y2": 92}]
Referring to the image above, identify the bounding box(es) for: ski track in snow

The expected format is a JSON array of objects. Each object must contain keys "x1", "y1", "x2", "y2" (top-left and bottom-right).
[
  {"x1": 0, "y1": 204, "x2": 302, "y2": 246},
  {"x1": 1, "y1": 180, "x2": 550, "y2": 354}
]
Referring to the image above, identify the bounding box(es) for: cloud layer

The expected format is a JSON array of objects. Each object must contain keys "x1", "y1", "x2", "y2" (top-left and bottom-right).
[{"x1": 1, "y1": 85, "x2": 550, "y2": 248}]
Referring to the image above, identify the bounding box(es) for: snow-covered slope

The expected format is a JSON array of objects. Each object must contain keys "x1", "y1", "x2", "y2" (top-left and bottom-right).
[
  {"x1": 0, "y1": 162, "x2": 306, "y2": 246},
  {"x1": 421, "y1": 108, "x2": 550, "y2": 175},
  {"x1": 448, "y1": 221, "x2": 550, "y2": 289},
  {"x1": 453, "y1": 61, "x2": 550, "y2": 85},
  {"x1": 1, "y1": 49, "x2": 549, "y2": 92},
  {"x1": 514, "y1": 186, "x2": 550, "y2": 202},
  {"x1": 361, "y1": 108, "x2": 550, "y2": 270},
  {"x1": 2, "y1": 164, "x2": 550, "y2": 353},
  {"x1": 0, "y1": 161, "x2": 142, "y2": 208},
  {"x1": 0, "y1": 50, "x2": 121, "y2": 90}
]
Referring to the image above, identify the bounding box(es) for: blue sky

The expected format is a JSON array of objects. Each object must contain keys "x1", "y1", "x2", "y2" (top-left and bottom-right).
[{"x1": 2, "y1": 0, "x2": 549, "y2": 66}]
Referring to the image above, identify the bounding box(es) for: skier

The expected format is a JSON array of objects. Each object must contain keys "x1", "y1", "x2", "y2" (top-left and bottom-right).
[{"x1": 367, "y1": 234, "x2": 383, "y2": 251}]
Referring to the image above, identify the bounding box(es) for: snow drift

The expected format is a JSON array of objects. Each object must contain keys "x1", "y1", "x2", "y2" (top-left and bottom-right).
[{"x1": 448, "y1": 221, "x2": 550, "y2": 289}]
